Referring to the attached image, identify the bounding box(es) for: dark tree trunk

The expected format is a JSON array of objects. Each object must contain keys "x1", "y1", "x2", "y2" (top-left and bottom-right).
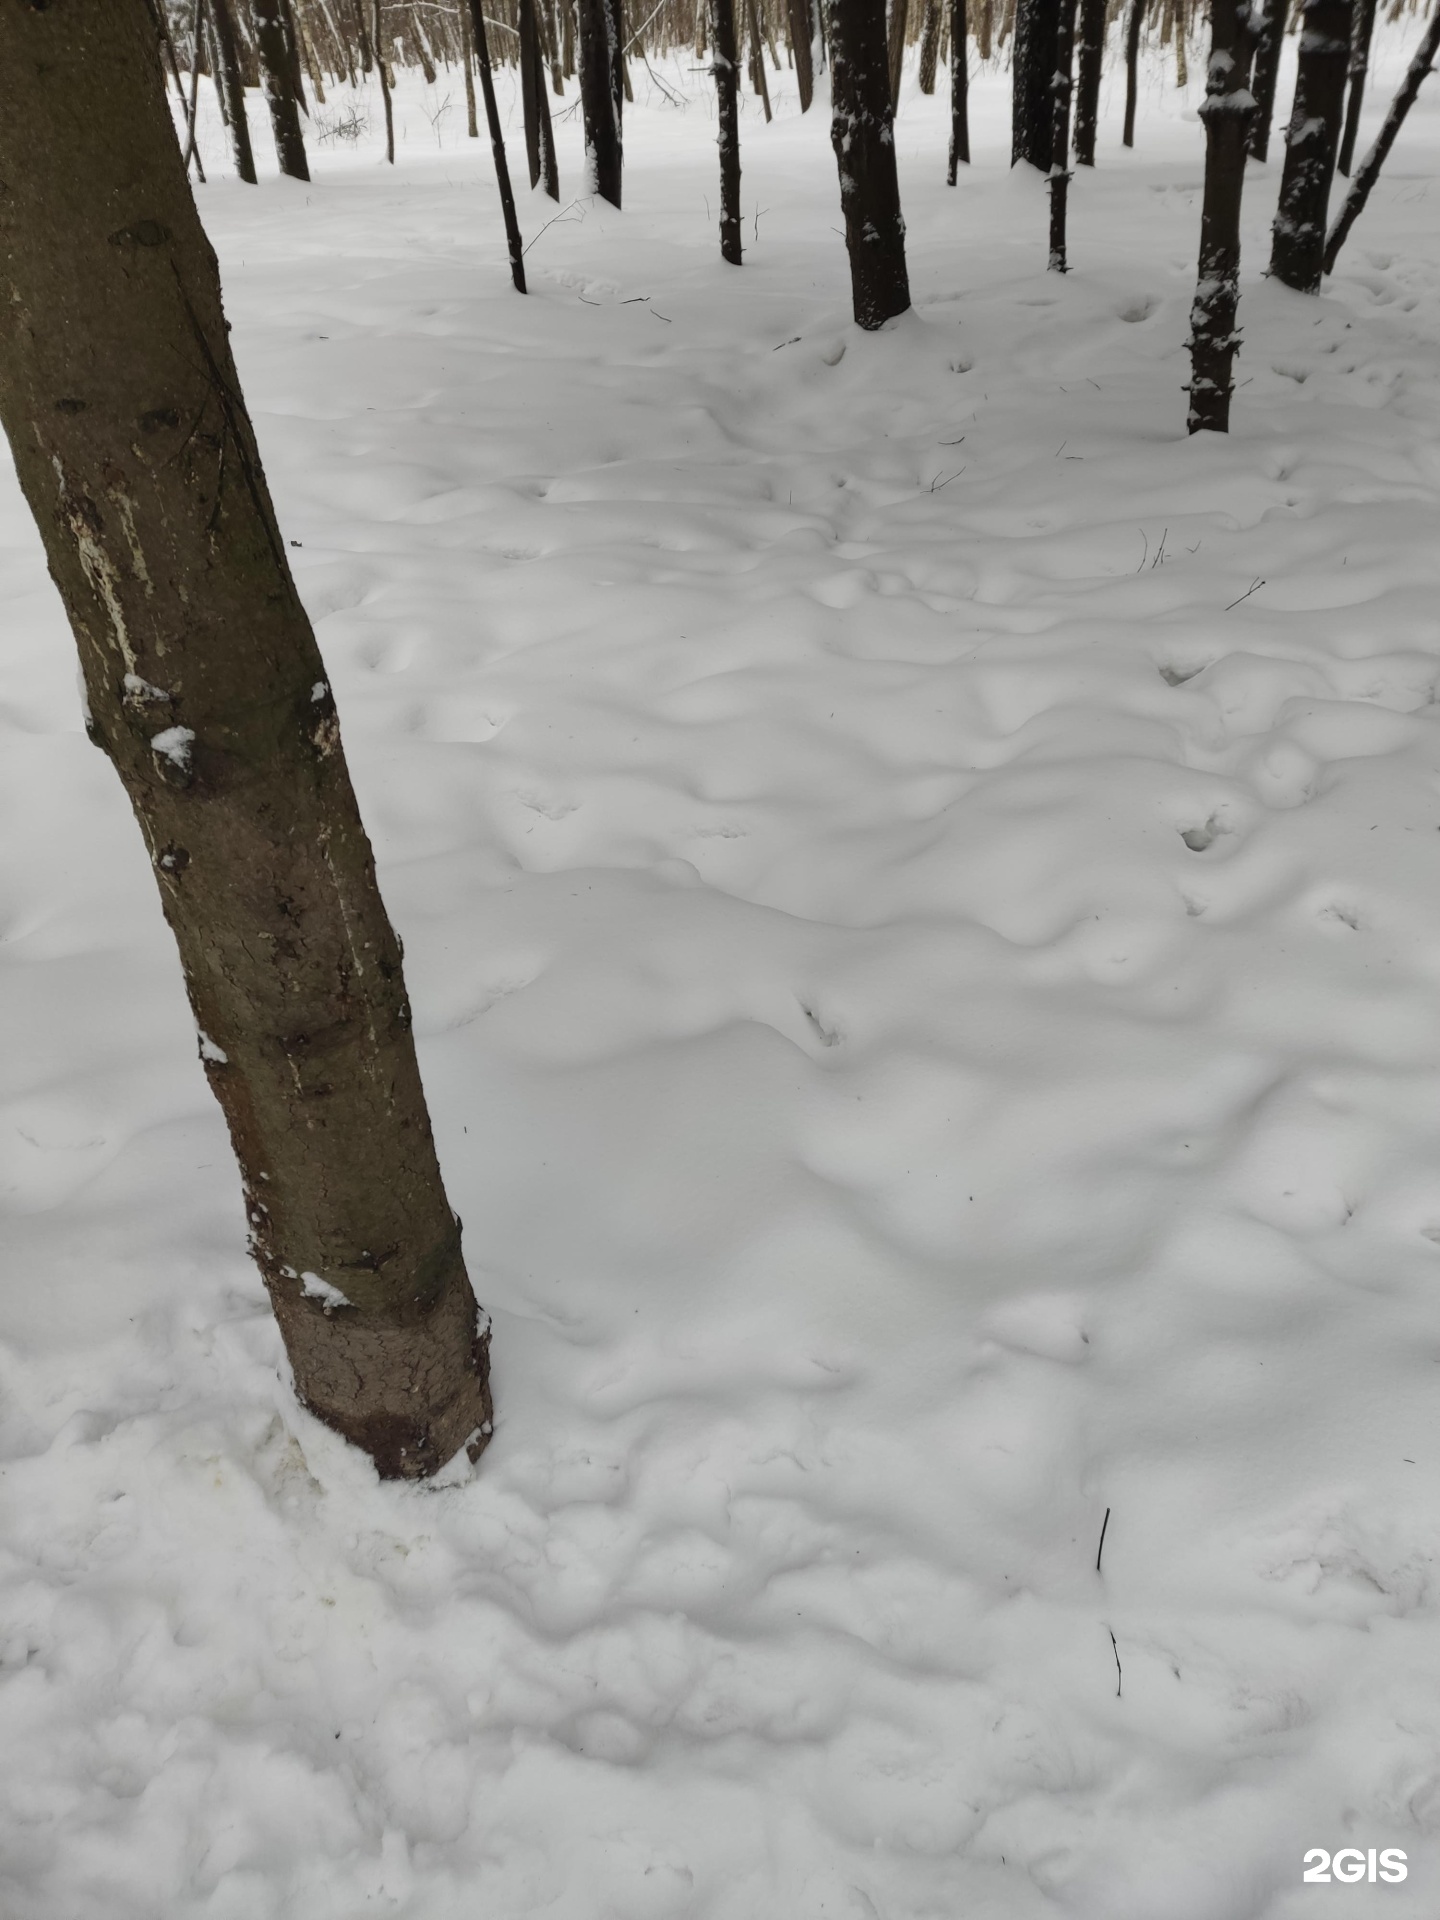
[
  {"x1": 352, "y1": 0, "x2": 373, "y2": 71},
  {"x1": 947, "y1": 0, "x2": 969, "y2": 175},
  {"x1": 1270, "y1": 0, "x2": 1352, "y2": 290},
  {"x1": 210, "y1": 0, "x2": 258, "y2": 182},
  {"x1": 278, "y1": 0, "x2": 309, "y2": 107},
  {"x1": 1188, "y1": 0, "x2": 1258, "y2": 430},
  {"x1": 1325, "y1": 5, "x2": 1440, "y2": 271},
  {"x1": 578, "y1": 0, "x2": 624, "y2": 205},
  {"x1": 788, "y1": 0, "x2": 817, "y2": 102},
  {"x1": 1337, "y1": 0, "x2": 1378, "y2": 174},
  {"x1": 372, "y1": 0, "x2": 395, "y2": 163},
  {"x1": 1246, "y1": 0, "x2": 1286, "y2": 159},
  {"x1": 918, "y1": 0, "x2": 940, "y2": 90},
  {"x1": 826, "y1": 0, "x2": 911, "y2": 327},
  {"x1": 748, "y1": 0, "x2": 774, "y2": 117},
  {"x1": 1072, "y1": 0, "x2": 1103, "y2": 163},
  {"x1": 1047, "y1": 0, "x2": 1077, "y2": 269},
  {"x1": 1122, "y1": 0, "x2": 1147, "y2": 146},
  {"x1": 183, "y1": 0, "x2": 210, "y2": 184},
  {"x1": 887, "y1": 0, "x2": 909, "y2": 104},
  {"x1": 1013, "y1": 0, "x2": 1059, "y2": 166},
  {"x1": 520, "y1": 0, "x2": 561, "y2": 197},
  {"x1": 709, "y1": 0, "x2": 744, "y2": 261},
  {"x1": 251, "y1": 0, "x2": 310, "y2": 178},
  {"x1": 466, "y1": 0, "x2": 529, "y2": 289},
  {"x1": 0, "y1": 0, "x2": 493, "y2": 1482}
]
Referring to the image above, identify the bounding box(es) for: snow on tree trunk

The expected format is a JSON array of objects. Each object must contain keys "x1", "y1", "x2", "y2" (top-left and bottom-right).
[
  {"x1": 1047, "y1": 0, "x2": 1078, "y2": 270},
  {"x1": 252, "y1": 0, "x2": 310, "y2": 180},
  {"x1": 1270, "y1": 0, "x2": 1351, "y2": 291},
  {"x1": 1325, "y1": 4, "x2": 1440, "y2": 273},
  {"x1": 1013, "y1": 0, "x2": 1059, "y2": 167},
  {"x1": 520, "y1": 0, "x2": 561, "y2": 199},
  {"x1": 578, "y1": 0, "x2": 624, "y2": 206},
  {"x1": 1245, "y1": 0, "x2": 1285, "y2": 160},
  {"x1": 826, "y1": 0, "x2": 912, "y2": 327},
  {"x1": 1187, "y1": 0, "x2": 1258, "y2": 431},
  {"x1": 1072, "y1": 0, "x2": 1104, "y2": 164},
  {"x1": 0, "y1": 0, "x2": 493, "y2": 1480},
  {"x1": 709, "y1": 0, "x2": 745, "y2": 260},
  {"x1": 210, "y1": 0, "x2": 258, "y2": 181}
]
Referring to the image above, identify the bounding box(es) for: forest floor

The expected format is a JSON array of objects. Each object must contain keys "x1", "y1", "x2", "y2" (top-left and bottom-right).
[{"x1": 6, "y1": 35, "x2": 1440, "y2": 1920}]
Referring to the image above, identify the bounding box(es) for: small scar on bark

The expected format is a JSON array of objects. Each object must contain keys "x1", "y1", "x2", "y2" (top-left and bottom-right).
[
  {"x1": 157, "y1": 844, "x2": 190, "y2": 875},
  {"x1": 108, "y1": 220, "x2": 170, "y2": 249},
  {"x1": 339, "y1": 1245, "x2": 400, "y2": 1274},
  {"x1": 139, "y1": 407, "x2": 181, "y2": 434},
  {"x1": 54, "y1": 398, "x2": 86, "y2": 415}
]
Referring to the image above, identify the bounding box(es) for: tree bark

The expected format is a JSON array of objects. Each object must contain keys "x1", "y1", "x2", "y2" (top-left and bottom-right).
[
  {"x1": 372, "y1": 0, "x2": 395, "y2": 163},
  {"x1": 520, "y1": 0, "x2": 561, "y2": 197},
  {"x1": 1325, "y1": 4, "x2": 1440, "y2": 272},
  {"x1": 918, "y1": 0, "x2": 940, "y2": 90},
  {"x1": 251, "y1": 0, "x2": 310, "y2": 178},
  {"x1": 947, "y1": 0, "x2": 969, "y2": 175},
  {"x1": 1013, "y1": 0, "x2": 1059, "y2": 166},
  {"x1": 709, "y1": 0, "x2": 744, "y2": 261},
  {"x1": 1072, "y1": 0, "x2": 1103, "y2": 163},
  {"x1": 826, "y1": 0, "x2": 911, "y2": 327},
  {"x1": 1122, "y1": 0, "x2": 1147, "y2": 146},
  {"x1": 788, "y1": 0, "x2": 817, "y2": 103},
  {"x1": 1270, "y1": 0, "x2": 1351, "y2": 289},
  {"x1": 1187, "y1": 0, "x2": 1258, "y2": 430},
  {"x1": 578, "y1": 0, "x2": 624, "y2": 205},
  {"x1": 1047, "y1": 0, "x2": 1077, "y2": 269},
  {"x1": 459, "y1": 0, "x2": 481, "y2": 135},
  {"x1": 1337, "y1": 0, "x2": 1378, "y2": 175},
  {"x1": 466, "y1": 0, "x2": 529, "y2": 289},
  {"x1": 211, "y1": 0, "x2": 259, "y2": 181},
  {"x1": 1246, "y1": 0, "x2": 1286, "y2": 159},
  {"x1": 0, "y1": 0, "x2": 493, "y2": 1481},
  {"x1": 183, "y1": 0, "x2": 210, "y2": 184},
  {"x1": 887, "y1": 0, "x2": 909, "y2": 105},
  {"x1": 748, "y1": 0, "x2": 774, "y2": 117}
]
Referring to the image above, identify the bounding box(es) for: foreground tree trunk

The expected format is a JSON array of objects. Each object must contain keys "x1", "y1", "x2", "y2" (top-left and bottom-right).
[
  {"x1": 827, "y1": 0, "x2": 911, "y2": 326},
  {"x1": 1270, "y1": 0, "x2": 1351, "y2": 290},
  {"x1": 1246, "y1": 0, "x2": 1285, "y2": 159},
  {"x1": 1325, "y1": 3, "x2": 1440, "y2": 271},
  {"x1": 1337, "y1": 0, "x2": 1378, "y2": 175},
  {"x1": 251, "y1": 0, "x2": 311, "y2": 179},
  {"x1": 709, "y1": 0, "x2": 744, "y2": 261},
  {"x1": 1013, "y1": 0, "x2": 1059, "y2": 166},
  {"x1": 0, "y1": 0, "x2": 493, "y2": 1482},
  {"x1": 1072, "y1": 0, "x2": 1104, "y2": 164},
  {"x1": 1187, "y1": 0, "x2": 1258, "y2": 430},
  {"x1": 578, "y1": 0, "x2": 624, "y2": 205}
]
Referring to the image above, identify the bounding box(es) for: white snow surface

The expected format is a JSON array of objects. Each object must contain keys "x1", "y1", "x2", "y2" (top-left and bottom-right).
[{"x1": 5, "y1": 34, "x2": 1440, "y2": 1920}]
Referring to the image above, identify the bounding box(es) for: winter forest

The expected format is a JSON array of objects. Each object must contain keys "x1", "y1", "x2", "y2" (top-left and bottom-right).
[{"x1": 5, "y1": 0, "x2": 1440, "y2": 1911}]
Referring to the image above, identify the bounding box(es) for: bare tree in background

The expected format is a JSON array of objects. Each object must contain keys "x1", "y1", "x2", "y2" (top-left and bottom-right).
[
  {"x1": 1072, "y1": 0, "x2": 1103, "y2": 164},
  {"x1": 1337, "y1": 0, "x2": 1379, "y2": 175},
  {"x1": 709, "y1": 0, "x2": 744, "y2": 260},
  {"x1": 0, "y1": 0, "x2": 492, "y2": 1481},
  {"x1": 947, "y1": 0, "x2": 971, "y2": 176},
  {"x1": 252, "y1": 0, "x2": 311, "y2": 177},
  {"x1": 1246, "y1": 0, "x2": 1287, "y2": 159},
  {"x1": 211, "y1": 0, "x2": 259, "y2": 180},
  {"x1": 1047, "y1": 0, "x2": 1078, "y2": 268},
  {"x1": 1326, "y1": 2, "x2": 1440, "y2": 271}
]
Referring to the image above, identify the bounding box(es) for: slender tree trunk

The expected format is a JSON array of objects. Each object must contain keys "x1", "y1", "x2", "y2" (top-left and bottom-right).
[
  {"x1": 278, "y1": 0, "x2": 309, "y2": 108},
  {"x1": 1246, "y1": 0, "x2": 1285, "y2": 158},
  {"x1": 1325, "y1": 4, "x2": 1440, "y2": 271},
  {"x1": 1122, "y1": 0, "x2": 1147, "y2": 145},
  {"x1": 1013, "y1": 0, "x2": 1059, "y2": 165},
  {"x1": 710, "y1": 0, "x2": 744, "y2": 260},
  {"x1": 352, "y1": 0, "x2": 374, "y2": 71},
  {"x1": 826, "y1": 0, "x2": 911, "y2": 327},
  {"x1": 788, "y1": 0, "x2": 817, "y2": 104},
  {"x1": 183, "y1": 0, "x2": 211, "y2": 184},
  {"x1": 947, "y1": 0, "x2": 970, "y2": 175},
  {"x1": 1270, "y1": 0, "x2": 1351, "y2": 290},
  {"x1": 251, "y1": 0, "x2": 310, "y2": 177},
  {"x1": 1072, "y1": 0, "x2": 1103, "y2": 162},
  {"x1": 465, "y1": 0, "x2": 529, "y2": 287},
  {"x1": 1337, "y1": 0, "x2": 1378, "y2": 174},
  {"x1": 748, "y1": 0, "x2": 775, "y2": 116},
  {"x1": 459, "y1": 0, "x2": 481, "y2": 134},
  {"x1": 578, "y1": 0, "x2": 624, "y2": 204},
  {"x1": 887, "y1": 0, "x2": 910, "y2": 103},
  {"x1": 519, "y1": 0, "x2": 561, "y2": 196},
  {"x1": 211, "y1": 0, "x2": 259, "y2": 180},
  {"x1": 372, "y1": 0, "x2": 395, "y2": 162},
  {"x1": 0, "y1": 0, "x2": 493, "y2": 1481},
  {"x1": 1047, "y1": 0, "x2": 1078, "y2": 268},
  {"x1": 918, "y1": 0, "x2": 941, "y2": 89},
  {"x1": 1188, "y1": 0, "x2": 1258, "y2": 429}
]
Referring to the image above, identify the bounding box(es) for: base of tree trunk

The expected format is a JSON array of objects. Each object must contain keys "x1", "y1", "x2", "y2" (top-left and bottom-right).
[{"x1": 269, "y1": 1259, "x2": 493, "y2": 1479}]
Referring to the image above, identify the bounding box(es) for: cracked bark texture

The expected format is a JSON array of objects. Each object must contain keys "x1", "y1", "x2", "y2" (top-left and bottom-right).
[{"x1": 0, "y1": 0, "x2": 491, "y2": 1482}]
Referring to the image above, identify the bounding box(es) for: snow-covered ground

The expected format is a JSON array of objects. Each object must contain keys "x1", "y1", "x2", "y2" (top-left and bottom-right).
[{"x1": 6, "y1": 29, "x2": 1440, "y2": 1917}]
